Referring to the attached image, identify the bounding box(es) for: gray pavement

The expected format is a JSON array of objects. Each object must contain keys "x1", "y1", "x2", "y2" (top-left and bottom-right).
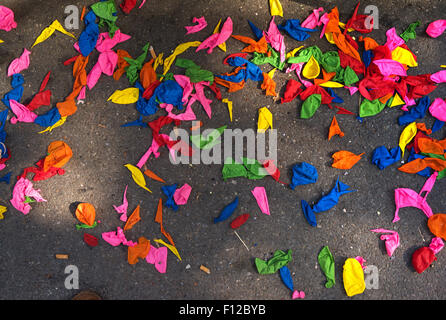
[{"x1": 0, "y1": 0, "x2": 445, "y2": 300}]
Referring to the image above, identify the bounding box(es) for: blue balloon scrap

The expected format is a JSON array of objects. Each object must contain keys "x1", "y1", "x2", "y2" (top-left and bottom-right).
[
  {"x1": 214, "y1": 197, "x2": 239, "y2": 223},
  {"x1": 154, "y1": 80, "x2": 184, "y2": 109},
  {"x1": 362, "y1": 50, "x2": 374, "y2": 69},
  {"x1": 216, "y1": 68, "x2": 246, "y2": 83},
  {"x1": 216, "y1": 57, "x2": 264, "y2": 83},
  {"x1": 279, "y1": 266, "x2": 294, "y2": 292},
  {"x1": 0, "y1": 172, "x2": 12, "y2": 184},
  {"x1": 407, "y1": 148, "x2": 432, "y2": 178},
  {"x1": 0, "y1": 109, "x2": 8, "y2": 163},
  {"x1": 145, "y1": 80, "x2": 184, "y2": 115},
  {"x1": 326, "y1": 87, "x2": 344, "y2": 104},
  {"x1": 78, "y1": 11, "x2": 99, "y2": 57},
  {"x1": 247, "y1": 19, "x2": 263, "y2": 41},
  {"x1": 301, "y1": 199, "x2": 317, "y2": 227},
  {"x1": 0, "y1": 109, "x2": 8, "y2": 144},
  {"x1": 2, "y1": 74, "x2": 24, "y2": 110},
  {"x1": 431, "y1": 119, "x2": 444, "y2": 133},
  {"x1": 34, "y1": 107, "x2": 61, "y2": 127},
  {"x1": 161, "y1": 183, "x2": 179, "y2": 211},
  {"x1": 289, "y1": 162, "x2": 318, "y2": 190},
  {"x1": 278, "y1": 19, "x2": 316, "y2": 42},
  {"x1": 312, "y1": 178, "x2": 355, "y2": 213},
  {"x1": 121, "y1": 114, "x2": 148, "y2": 128},
  {"x1": 301, "y1": 178, "x2": 356, "y2": 227},
  {"x1": 134, "y1": 81, "x2": 159, "y2": 116},
  {"x1": 398, "y1": 96, "x2": 430, "y2": 126},
  {"x1": 371, "y1": 145, "x2": 401, "y2": 170}
]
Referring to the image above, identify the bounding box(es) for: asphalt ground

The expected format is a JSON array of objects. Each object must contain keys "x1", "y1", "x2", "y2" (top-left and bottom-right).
[{"x1": 0, "y1": 0, "x2": 445, "y2": 302}]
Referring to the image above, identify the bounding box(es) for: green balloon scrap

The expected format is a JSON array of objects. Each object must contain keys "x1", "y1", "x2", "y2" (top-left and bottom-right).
[
  {"x1": 175, "y1": 58, "x2": 214, "y2": 84},
  {"x1": 255, "y1": 249, "x2": 293, "y2": 275},
  {"x1": 320, "y1": 51, "x2": 340, "y2": 73},
  {"x1": 124, "y1": 42, "x2": 151, "y2": 84},
  {"x1": 287, "y1": 46, "x2": 323, "y2": 64},
  {"x1": 251, "y1": 45, "x2": 286, "y2": 70},
  {"x1": 343, "y1": 66, "x2": 359, "y2": 86},
  {"x1": 222, "y1": 157, "x2": 269, "y2": 180},
  {"x1": 190, "y1": 125, "x2": 227, "y2": 150},
  {"x1": 75, "y1": 221, "x2": 98, "y2": 230},
  {"x1": 400, "y1": 21, "x2": 421, "y2": 42},
  {"x1": 90, "y1": 0, "x2": 119, "y2": 37},
  {"x1": 359, "y1": 98, "x2": 386, "y2": 117},
  {"x1": 318, "y1": 246, "x2": 335, "y2": 288},
  {"x1": 300, "y1": 93, "x2": 322, "y2": 119},
  {"x1": 420, "y1": 152, "x2": 446, "y2": 179}
]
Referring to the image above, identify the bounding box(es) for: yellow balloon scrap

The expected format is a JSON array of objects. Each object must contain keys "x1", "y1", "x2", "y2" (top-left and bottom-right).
[
  {"x1": 391, "y1": 46, "x2": 418, "y2": 67},
  {"x1": 0, "y1": 205, "x2": 6, "y2": 220},
  {"x1": 257, "y1": 107, "x2": 273, "y2": 133},
  {"x1": 343, "y1": 258, "x2": 365, "y2": 297},
  {"x1": 124, "y1": 164, "x2": 152, "y2": 193},
  {"x1": 107, "y1": 88, "x2": 140, "y2": 104},
  {"x1": 286, "y1": 46, "x2": 304, "y2": 59},
  {"x1": 154, "y1": 238, "x2": 182, "y2": 261},
  {"x1": 31, "y1": 20, "x2": 76, "y2": 48},
  {"x1": 222, "y1": 98, "x2": 233, "y2": 122},
  {"x1": 325, "y1": 32, "x2": 336, "y2": 44},
  {"x1": 163, "y1": 41, "x2": 201, "y2": 76},
  {"x1": 38, "y1": 116, "x2": 67, "y2": 134},
  {"x1": 213, "y1": 19, "x2": 226, "y2": 52},
  {"x1": 153, "y1": 53, "x2": 164, "y2": 72},
  {"x1": 319, "y1": 81, "x2": 344, "y2": 88},
  {"x1": 302, "y1": 55, "x2": 320, "y2": 79},
  {"x1": 267, "y1": 68, "x2": 276, "y2": 79},
  {"x1": 269, "y1": 0, "x2": 283, "y2": 17},
  {"x1": 389, "y1": 93, "x2": 405, "y2": 108},
  {"x1": 399, "y1": 122, "x2": 417, "y2": 157},
  {"x1": 339, "y1": 22, "x2": 355, "y2": 32}
]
